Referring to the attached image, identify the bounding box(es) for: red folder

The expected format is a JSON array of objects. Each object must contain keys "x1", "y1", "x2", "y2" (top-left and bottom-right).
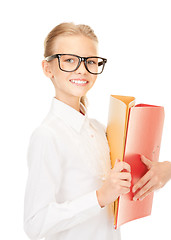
[{"x1": 106, "y1": 96, "x2": 165, "y2": 229}]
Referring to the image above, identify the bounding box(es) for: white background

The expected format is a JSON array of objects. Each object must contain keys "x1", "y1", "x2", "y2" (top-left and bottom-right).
[{"x1": 0, "y1": 0, "x2": 171, "y2": 239}]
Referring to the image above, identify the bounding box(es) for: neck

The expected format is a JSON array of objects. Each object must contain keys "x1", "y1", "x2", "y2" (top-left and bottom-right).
[{"x1": 54, "y1": 96, "x2": 81, "y2": 112}]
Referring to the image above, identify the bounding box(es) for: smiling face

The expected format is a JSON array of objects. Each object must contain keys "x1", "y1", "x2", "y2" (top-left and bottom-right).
[{"x1": 42, "y1": 35, "x2": 98, "y2": 107}]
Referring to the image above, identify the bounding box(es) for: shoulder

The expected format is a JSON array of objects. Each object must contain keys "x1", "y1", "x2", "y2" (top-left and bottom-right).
[
  {"x1": 28, "y1": 125, "x2": 57, "y2": 156},
  {"x1": 27, "y1": 125, "x2": 60, "y2": 167},
  {"x1": 30, "y1": 125, "x2": 55, "y2": 142}
]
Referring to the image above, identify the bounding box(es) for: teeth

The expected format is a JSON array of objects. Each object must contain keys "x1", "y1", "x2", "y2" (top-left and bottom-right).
[{"x1": 70, "y1": 80, "x2": 87, "y2": 84}]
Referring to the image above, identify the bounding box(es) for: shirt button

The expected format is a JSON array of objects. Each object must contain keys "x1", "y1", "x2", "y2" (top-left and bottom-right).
[{"x1": 91, "y1": 134, "x2": 94, "y2": 138}]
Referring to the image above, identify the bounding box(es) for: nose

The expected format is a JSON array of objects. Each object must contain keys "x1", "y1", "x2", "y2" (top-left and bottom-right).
[{"x1": 75, "y1": 60, "x2": 87, "y2": 74}]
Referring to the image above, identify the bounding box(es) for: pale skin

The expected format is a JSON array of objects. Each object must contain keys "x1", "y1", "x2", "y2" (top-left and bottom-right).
[
  {"x1": 96, "y1": 160, "x2": 132, "y2": 208},
  {"x1": 132, "y1": 155, "x2": 171, "y2": 201},
  {"x1": 42, "y1": 34, "x2": 132, "y2": 208},
  {"x1": 42, "y1": 35, "x2": 98, "y2": 112},
  {"x1": 42, "y1": 34, "x2": 171, "y2": 208}
]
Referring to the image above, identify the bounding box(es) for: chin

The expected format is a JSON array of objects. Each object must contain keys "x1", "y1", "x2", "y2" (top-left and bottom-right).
[{"x1": 71, "y1": 89, "x2": 89, "y2": 98}]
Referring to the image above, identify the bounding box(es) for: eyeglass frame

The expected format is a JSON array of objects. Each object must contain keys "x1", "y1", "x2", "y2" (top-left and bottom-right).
[{"x1": 45, "y1": 54, "x2": 107, "y2": 75}]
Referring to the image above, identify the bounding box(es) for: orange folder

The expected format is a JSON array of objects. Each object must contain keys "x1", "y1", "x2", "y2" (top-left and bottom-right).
[{"x1": 106, "y1": 95, "x2": 165, "y2": 229}]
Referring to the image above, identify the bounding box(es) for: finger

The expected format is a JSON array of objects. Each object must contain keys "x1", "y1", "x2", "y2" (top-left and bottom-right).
[
  {"x1": 111, "y1": 172, "x2": 131, "y2": 182},
  {"x1": 120, "y1": 179, "x2": 131, "y2": 188},
  {"x1": 138, "y1": 185, "x2": 156, "y2": 201},
  {"x1": 120, "y1": 187, "x2": 131, "y2": 195},
  {"x1": 132, "y1": 170, "x2": 152, "y2": 193},
  {"x1": 114, "y1": 161, "x2": 131, "y2": 173},
  {"x1": 133, "y1": 178, "x2": 155, "y2": 201},
  {"x1": 119, "y1": 172, "x2": 132, "y2": 182},
  {"x1": 141, "y1": 155, "x2": 153, "y2": 169},
  {"x1": 133, "y1": 184, "x2": 156, "y2": 201},
  {"x1": 117, "y1": 183, "x2": 131, "y2": 195}
]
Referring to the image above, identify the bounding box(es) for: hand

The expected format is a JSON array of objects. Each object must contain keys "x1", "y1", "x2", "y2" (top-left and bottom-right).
[
  {"x1": 96, "y1": 160, "x2": 131, "y2": 208},
  {"x1": 132, "y1": 155, "x2": 171, "y2": 201}
]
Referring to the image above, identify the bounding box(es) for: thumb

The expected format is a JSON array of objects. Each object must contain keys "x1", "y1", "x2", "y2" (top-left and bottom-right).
[
  {"x1": 113, "y1": 158, "x2": 121, "y2": 171},
  {"x1": 140, "y1": 155, "x2": 153, "y2": 169}
]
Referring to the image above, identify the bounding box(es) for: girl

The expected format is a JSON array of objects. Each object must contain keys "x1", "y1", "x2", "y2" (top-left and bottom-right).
[{"x1": 24, "y1": 22, "x2": 132, "y2": 240}]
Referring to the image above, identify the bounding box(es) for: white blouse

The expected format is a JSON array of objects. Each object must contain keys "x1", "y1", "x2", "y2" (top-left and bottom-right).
[{"x1": 24, "y1": 97, "x2": 121, "y2": 240}]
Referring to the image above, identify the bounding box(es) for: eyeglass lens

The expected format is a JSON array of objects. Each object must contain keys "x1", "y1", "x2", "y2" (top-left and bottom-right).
[{"x1": 59, "y1": 55, "x2": 104, "y2": 74}]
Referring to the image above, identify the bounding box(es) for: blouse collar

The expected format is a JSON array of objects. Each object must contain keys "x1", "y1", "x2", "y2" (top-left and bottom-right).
[{"x1": 50, "y1": 97, "x2": 88, "y2": 132}]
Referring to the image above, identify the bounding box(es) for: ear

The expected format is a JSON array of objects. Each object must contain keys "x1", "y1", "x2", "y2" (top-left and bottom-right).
[{"x1": 42, "y1": 60, "x2": 54, "y2": 79}]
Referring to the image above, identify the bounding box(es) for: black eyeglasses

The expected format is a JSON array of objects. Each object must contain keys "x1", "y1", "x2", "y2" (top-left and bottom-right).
[{"x1": 45, "y1": 54, "x2": 107, "y2": 75}]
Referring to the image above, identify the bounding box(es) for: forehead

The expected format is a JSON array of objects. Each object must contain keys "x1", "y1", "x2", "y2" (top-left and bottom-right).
[{"x1": 52, "y1": 35, "x2": 98, "y2": 57}]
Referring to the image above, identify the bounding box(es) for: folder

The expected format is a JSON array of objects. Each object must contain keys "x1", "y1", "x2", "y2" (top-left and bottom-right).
[{"x1": 106, "y1": 95, "x2": 165, "y2": 229}]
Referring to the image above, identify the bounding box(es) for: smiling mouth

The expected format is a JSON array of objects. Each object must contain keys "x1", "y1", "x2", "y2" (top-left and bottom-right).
[{"x1": 69, "y1": 79, "x2": 89, "y2": 86}]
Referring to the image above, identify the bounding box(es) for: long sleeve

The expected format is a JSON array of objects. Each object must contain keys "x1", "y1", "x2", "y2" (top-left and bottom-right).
[{"x1": 24, "y1": 126, "x2": 101, "y2": 240}]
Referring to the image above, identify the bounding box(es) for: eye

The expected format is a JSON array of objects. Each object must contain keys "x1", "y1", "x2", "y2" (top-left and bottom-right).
[
  {"x1": 65, "y1": 58, "x2": 74, "y2": 63},
  {"x1": 87, "y1": 60, "x2": 97, "y2": 65}
]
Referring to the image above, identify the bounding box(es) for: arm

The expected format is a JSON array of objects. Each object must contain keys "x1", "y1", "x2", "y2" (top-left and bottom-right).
[
  {"x1": 24, "y1": 127, "x2": 101, "y2": 240},
  {"x1": 132, "y1": 155, "x2": 171, "y2": 201}
]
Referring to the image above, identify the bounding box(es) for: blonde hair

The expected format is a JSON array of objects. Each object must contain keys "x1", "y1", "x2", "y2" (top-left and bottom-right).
[{"x1": 44, "y1": 22, "x2": 98, "y2": 110}]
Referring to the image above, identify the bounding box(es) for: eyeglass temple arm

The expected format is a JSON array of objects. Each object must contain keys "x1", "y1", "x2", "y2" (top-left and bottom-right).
[
  {"x1": 98, "y1": 59, "x2": 107, "y2": 66},
  {"x1": 45, "y1": 55, "x2": 57, "y2": 62}
]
